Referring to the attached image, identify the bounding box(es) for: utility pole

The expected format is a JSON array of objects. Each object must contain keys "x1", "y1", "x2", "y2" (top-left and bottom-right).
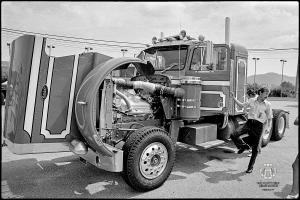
[
  {"x1": 121, "y1": 49, "x2": 128, "y2": 57},
  {"x1": 47, "y1": 45, "x2": 55, "y2": 56},
  {"x1": 85, "y1": 47, "x2": 93, "y2": 53},
  {"x1": 252, "y1": 57, "x2": 259, "y2": 93},
  {"x1": 7, "y1": 43, "x2": 11, "y2": 57},
  {"x1": 280, "y1": 59, "x2": 287, "y2": 97}
]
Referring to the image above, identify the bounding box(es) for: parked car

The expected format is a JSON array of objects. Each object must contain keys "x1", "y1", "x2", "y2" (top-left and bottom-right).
[{"x1": 1, "y1": 61, "x2": 9, "y2": 105}]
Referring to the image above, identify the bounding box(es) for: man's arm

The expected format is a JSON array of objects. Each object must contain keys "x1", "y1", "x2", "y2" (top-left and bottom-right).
[{"x1": 229, "y1": 91, "x2": 247, "y2": 108}]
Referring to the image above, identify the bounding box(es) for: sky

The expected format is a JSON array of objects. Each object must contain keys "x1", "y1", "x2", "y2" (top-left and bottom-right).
[{"x1": 1, "y1": 1, "x2": 299, "y2": 78}]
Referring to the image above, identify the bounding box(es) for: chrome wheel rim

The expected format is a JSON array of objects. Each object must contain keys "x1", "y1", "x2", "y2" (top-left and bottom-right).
[
  {"x1": 139, "y1": 142, "x2": 168, "y2": 179},
  {"x1": 263, "y1": 121, "x2": 272, "y2": 140},
  {"x1": 278, "y1": 117, "x2": 285, "y2": 135}
]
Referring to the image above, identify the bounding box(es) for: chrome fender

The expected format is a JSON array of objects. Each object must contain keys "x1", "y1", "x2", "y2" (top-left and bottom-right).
[{"x1": 75, "y1": 57, "x2": 149, "y2": 157}]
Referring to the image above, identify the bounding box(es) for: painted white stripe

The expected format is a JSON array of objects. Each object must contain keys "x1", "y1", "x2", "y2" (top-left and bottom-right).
[
  {"x1": 24, "y1": 36, "x2": 43, "y2": 137},
  {"x1": 40, "y1": 57, "x2": 54, "y2": 138},
  {"x1": 41, "y1": 55, "x2": 79, "y2": 138},
  {"x1": 60, "y1": 54, "x2": 79, "y2": 138},
  {"x1": 201, "y1": 81, "x2": 230, "y2": 86}
]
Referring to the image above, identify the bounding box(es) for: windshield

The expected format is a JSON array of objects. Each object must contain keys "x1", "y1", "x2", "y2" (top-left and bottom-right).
[{"x1": 143, "y1": 46, "x2": 188, "y2": 71}]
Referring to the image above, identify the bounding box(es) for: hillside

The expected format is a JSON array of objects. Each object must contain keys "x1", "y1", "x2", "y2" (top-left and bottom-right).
[
  {"x1": 0, "y1": 61, "x2": 297, "y2": 88},
  {"x1": 247, "y1": 72, "x2": 296, "y2": 88}
]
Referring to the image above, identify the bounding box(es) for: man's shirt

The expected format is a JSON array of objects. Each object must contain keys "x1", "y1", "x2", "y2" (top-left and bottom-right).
[{"x1": 242, "y1": 98, "x2": 273, "y2": 123}]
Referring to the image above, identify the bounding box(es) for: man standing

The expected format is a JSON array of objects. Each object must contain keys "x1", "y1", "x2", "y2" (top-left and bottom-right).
[{"x1": 229, "y1": 86, "x2": 273, "y2": 173}]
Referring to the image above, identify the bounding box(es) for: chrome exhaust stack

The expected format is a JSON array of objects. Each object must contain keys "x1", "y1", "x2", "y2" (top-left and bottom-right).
[{"x1": 225, "y1": 17, "x2": 230, "y2": 46}]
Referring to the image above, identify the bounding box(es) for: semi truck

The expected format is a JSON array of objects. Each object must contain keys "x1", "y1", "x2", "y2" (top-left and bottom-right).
[{"x1": 3, "y1": 17, "x2": 289, "y2": 191}]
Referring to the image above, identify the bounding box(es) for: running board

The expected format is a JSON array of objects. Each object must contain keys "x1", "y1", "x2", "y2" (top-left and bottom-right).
[{"x1": 196, "y1": 139, "x2": 225, "y2": 149}]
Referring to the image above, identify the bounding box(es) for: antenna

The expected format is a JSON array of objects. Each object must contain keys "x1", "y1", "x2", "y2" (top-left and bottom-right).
[
  {"x1": 179, "y1": 14, "x2": 182, "y2": 79},
  {"x1": 180, "y1": 14, "x2": 181, "y2": 31}
]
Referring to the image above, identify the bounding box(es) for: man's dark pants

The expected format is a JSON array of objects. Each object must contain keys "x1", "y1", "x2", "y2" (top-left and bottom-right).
[{"x1": 230, "y1": 119, "x2": 264, "y2": 169}]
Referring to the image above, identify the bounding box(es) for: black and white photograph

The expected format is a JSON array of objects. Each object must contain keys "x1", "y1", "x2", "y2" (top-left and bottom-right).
[{"x1": 1, "y1": 1, "x2": 298, "y2": 198}]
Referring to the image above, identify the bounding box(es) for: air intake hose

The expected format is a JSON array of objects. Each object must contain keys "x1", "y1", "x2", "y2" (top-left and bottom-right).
[{"x1": 114, "y1": 79, "x2": 185, "y2": 98}]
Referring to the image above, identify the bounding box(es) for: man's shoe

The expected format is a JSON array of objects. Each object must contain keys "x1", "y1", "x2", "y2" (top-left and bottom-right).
[
  {"x1": 246, "y1": 168, "x2": 253, "y2": 173},
  {"x1": 238, "y1": 145, "x2": 250, "y2": 154}
]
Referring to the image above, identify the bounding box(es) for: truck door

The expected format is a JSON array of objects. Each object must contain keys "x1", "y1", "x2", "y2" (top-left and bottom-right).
[{"x1": 185, "y1": 44, "x2": 230, "y2": 114}]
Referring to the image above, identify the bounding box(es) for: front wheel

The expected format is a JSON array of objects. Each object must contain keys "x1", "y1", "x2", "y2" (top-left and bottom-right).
[{"x1": 122, "y1": 126, "x2": 176, "y2": 192}]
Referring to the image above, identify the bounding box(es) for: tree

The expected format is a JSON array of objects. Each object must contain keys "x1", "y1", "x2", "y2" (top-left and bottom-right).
[
  {"x1": 247, "y1": 83, "x2": 261, "y2": 94},
  {"x1": 269, "y1": 86, "x2": 281, "y2": 97},
  {"x1": 280, "y1": 81, "x2": 295, "y2": 97}
]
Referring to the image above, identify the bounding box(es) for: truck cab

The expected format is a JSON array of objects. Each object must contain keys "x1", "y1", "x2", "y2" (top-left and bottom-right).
[{"x1": 135, "y1": 31, "x2": 249, "y2": 130}]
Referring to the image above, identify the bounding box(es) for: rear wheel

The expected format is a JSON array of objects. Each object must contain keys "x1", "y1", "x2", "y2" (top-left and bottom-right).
[
  {"x1": 271, "y1": 109, "x2": 286, "y2": 141},
  {"x1": 261, "y1": 121, "x2": 273, "y2": 147},
  {"x1": 1, "y1": 91, "x2": 3, "y2": 105},
  {"x1": 122, "y1": 126, "x2": 175, "y2": 192}
]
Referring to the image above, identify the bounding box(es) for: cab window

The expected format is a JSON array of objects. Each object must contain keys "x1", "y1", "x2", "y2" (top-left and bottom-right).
[
  {"x1": 213, "y1": 47, "x2": 228, "y2": 71},
  {"x1": 190, "y1": 47, "x2": 208, "y2": 71},
  {"x1": 144, "y1": 46, "x2": 188, "y2": 71}
]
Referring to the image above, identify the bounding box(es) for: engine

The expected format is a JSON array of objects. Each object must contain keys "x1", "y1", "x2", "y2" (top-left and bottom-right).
[
  {"x1": 112, "y1": 78, "x2": 169, "y2": 123},
  {"x1": 113, "y1": 87, "x2": 156, "y2": 123}
]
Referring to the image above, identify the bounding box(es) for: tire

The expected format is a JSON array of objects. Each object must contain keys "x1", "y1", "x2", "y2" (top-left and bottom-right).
[
  {"x1": 261, "y1": 120, "x2": 273, "y2": 147},
  {"x1": 217, "y1": 118, "x2": 238, "y2": 140},
  {"x1": 1, "y1": 91, "x2": 3, "y2": 105},
  {"x1": 271, "y1": 109, "x2": 286, "y2": 141},
  {"x1": 122, "y1": 126, "x2": 176, "y2": 192}
]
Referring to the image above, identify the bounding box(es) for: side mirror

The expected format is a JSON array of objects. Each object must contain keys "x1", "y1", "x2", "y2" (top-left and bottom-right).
[{"x1": 205, "y1": 41, "x2": 213, "y2": 64}]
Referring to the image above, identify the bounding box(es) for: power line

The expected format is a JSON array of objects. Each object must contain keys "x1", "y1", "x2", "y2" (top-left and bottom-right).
[
  {"x1": 2, "y1": 27, "x2": 148, "y2": 46},
  {"x1": 2, "y1": 29, "x2": 145, "y2": 50},
  {"x1": 248, "y1": 48, "x2": 298, "y2": 51},
  {"x1": 2, "y1": 28, "x2": 298, "y2": 57},
  {"x1": 248, "y1": 51, "x2": 298, "y2": 54},
  {"x1": 2, "y1": 32, "x2": 141, "y2": 56},
  {"x1": 248, "y1": 56, "x2": 298, "y2": 59}
]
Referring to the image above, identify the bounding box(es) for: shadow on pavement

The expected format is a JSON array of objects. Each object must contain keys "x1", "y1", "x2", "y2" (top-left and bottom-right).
[
  {"x1": 169, "y1": 142, "x2": 249, "y2": 183},
  {"x1": 273, "y1": 184, "x2": 292, "y2": 198},
  {"x1": 1, "y1": 154, "x2": 141, "y2": 198}
]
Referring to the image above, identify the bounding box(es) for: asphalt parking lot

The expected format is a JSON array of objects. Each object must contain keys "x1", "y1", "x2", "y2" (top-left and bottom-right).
[{"x1": 1, "y1": 99, "x2": 298, "y2": 198}]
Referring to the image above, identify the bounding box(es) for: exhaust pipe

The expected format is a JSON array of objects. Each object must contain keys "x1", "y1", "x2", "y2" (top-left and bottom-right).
[{"x1": 225, "y1": 17, "x2": 230, "y2": 46}]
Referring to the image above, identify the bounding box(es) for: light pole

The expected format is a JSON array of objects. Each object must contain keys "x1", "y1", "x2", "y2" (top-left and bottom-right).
[
  {"x1": 252, "y1": 57, "x2": 260, "y2": 93},
  {"x1": 7, "y1": 43, "x2": 11, "y2": 57},
  {"x1": 121, "y1": 49, "x2": 128, "y2": 57},
  {"x1": 85, "y1": 47, "x2": 93, "y2": 53},
  {"x1": 47, "y1": 45, "x2": 55, "y2": 56},
  {"x1": 280, "y1": 59, "x2": 287, "y2": 97}
]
